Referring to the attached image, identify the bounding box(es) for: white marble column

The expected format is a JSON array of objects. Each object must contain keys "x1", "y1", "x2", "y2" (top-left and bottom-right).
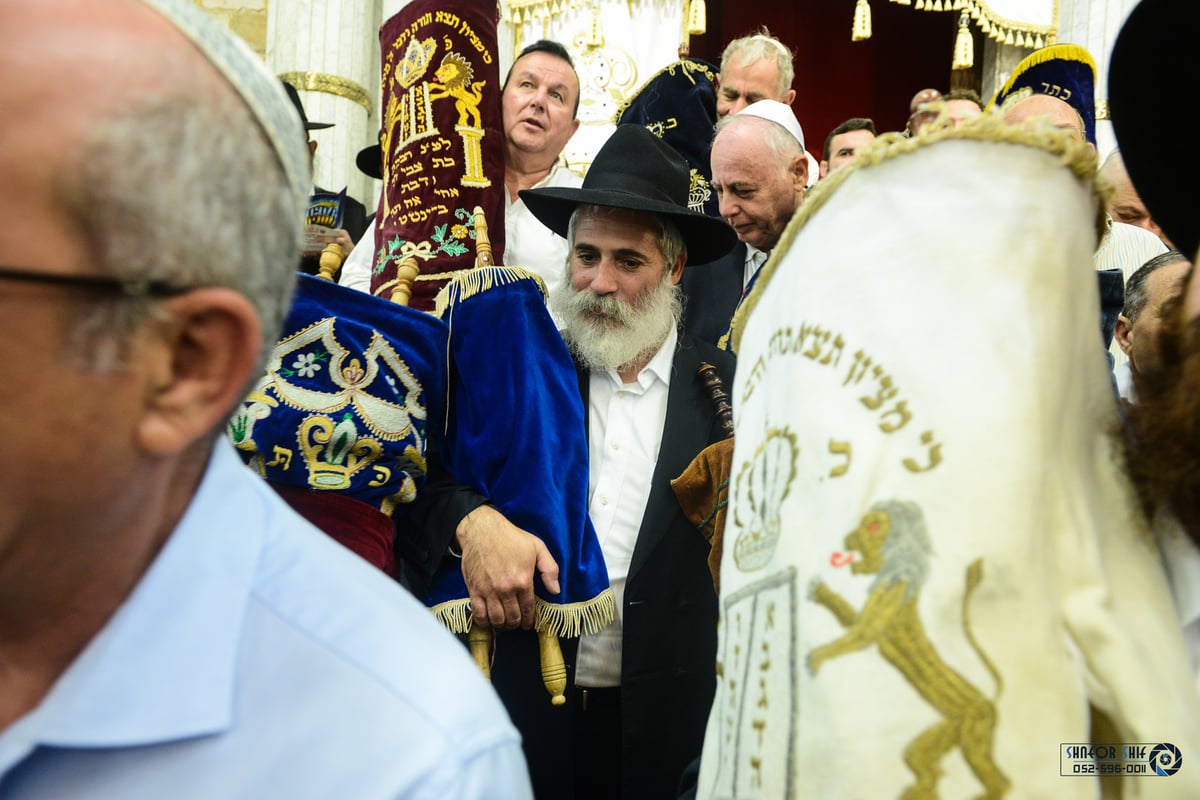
[
  {"x1": 1057, "y1": 0, "x2": 1141, "y2": 159},
  {"x1": 380, "y1": 0, "x2": 410, "y2": 22},
  {"x1": 267, "y1": 0, "x2": 384, "y2": 217}
]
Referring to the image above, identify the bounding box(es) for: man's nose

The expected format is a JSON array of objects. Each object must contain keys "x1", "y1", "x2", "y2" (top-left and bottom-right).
[
  {"x1": 589, "y1": 260, "x2": 619, "y2": 295},
  {"x1": 718, "y1": 192, "x2": 738, "y2": 221}
]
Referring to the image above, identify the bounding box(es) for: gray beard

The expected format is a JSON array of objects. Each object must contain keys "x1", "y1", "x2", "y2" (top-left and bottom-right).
[{"x1": 552, "y1": 278, "x2": 682, "y2": 373}]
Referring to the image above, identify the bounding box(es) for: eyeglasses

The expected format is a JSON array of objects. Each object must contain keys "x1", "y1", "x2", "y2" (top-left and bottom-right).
[{"x1": 0, "y1": 265, "x2": 189, "y2": 297}]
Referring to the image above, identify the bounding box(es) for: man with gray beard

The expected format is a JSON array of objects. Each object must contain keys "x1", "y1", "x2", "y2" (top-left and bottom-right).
[
  {"x1": 551, "y1": 208, "x2": 686, "y2": 376},
  {"x1": 462, "y1": 123, "x2": 737, "y2": 799}
]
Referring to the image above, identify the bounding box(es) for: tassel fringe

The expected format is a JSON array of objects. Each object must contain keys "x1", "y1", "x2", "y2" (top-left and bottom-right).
[
  {"x1": 432, "y1": 264, "x2": 548, "y2": 318},
  {"x1": 952, "y1": 13, "x2": 974, "y2": 70},
  {"x1": 430, "y1": 598, "x2": 474, "y2": 634},
  {"x1": 887, "y1": 0, "x2": 1053, "y2": 55},
  {"x1": 852, "y1": 0, "x2": 872, "y2": 41},
  {"x1": 535, "y1": 589, "x2": 616, "y2": 637},
  {"x1": 686, "y1": 0, "x2": 706, "y2": 35},
  {"x1": 430, "y1": 589, "x2": 617, "y2": 637}
]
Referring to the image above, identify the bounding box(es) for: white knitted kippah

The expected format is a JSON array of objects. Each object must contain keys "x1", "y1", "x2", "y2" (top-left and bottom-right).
[
  {"x1": 136, "y1": 0, "x2": 310, "y2": 211},
  {"x1": 737, "y1": 99, "x2": 805, "y2": 150}
]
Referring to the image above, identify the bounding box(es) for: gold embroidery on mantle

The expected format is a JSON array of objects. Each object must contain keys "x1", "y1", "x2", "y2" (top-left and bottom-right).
[{"x1": 808, "y1": 500, "x2": 1010, "y2": 799}]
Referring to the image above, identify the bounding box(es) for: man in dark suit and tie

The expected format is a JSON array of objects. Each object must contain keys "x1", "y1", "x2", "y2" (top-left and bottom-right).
[
  {"x1": 412, "y1": 124, "x2": 738, "y2": 799},
  {"x1": 683, "y1": 99, "x2": 807, "y2": 349}
]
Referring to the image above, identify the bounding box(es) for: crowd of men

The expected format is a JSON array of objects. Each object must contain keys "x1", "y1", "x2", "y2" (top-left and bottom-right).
[{"x1": 2, "y1": 0, "x2": 1197, "y2": 798}]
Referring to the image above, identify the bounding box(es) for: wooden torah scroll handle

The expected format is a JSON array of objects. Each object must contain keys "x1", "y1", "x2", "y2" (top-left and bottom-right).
[
  {"x1": 697, "y1": 361, "x2": 734, "y2": 439},
  {"x1": 538, "y1": 627, "x2": 567, "y2": 706},
  {"x1": 388, "y1": 256, "x2": 421, "y2": 306},
  {"x1": 473, "y1": 205, "x2": 493, "y2": 268},
  {"x1": 466, "y1": 622, "x2": 493, "y2": 681},
  {"x1": 316, "y1": 242, "x2": 344, "y2": 282}
]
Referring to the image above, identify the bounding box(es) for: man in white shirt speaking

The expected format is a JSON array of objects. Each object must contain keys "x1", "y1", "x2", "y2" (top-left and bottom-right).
[{"x1": 340, "y1": 39, "x2": 582, "y2": 302}]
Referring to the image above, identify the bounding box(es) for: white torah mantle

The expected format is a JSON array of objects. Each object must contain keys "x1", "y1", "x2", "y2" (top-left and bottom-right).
[{"x1": 695, "y1": 118, "x2": 1200, "y2": 800}]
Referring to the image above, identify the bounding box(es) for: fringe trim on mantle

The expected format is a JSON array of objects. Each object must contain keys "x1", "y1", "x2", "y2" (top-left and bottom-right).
[
  {"x1": 430, "y1": 588, "x2": 617, "y2": 637},
  {"x1": 432, "y1": 264, "x2": 548, "y2": 318}
]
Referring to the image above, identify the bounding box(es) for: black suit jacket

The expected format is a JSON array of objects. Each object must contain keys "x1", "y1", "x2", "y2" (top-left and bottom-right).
[
  {"x1": 488, "y1": 334, "x2": 735, "y2": 800},
  {"x1": 680, "y1": 242, "x2": 746, "y2": 347}
]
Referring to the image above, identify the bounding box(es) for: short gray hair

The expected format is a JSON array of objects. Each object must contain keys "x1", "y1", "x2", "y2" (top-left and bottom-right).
[
  {"x1": 565, "y1": 204, "x2": 687, "y2": 271},
  {"x1": 720, "y1": 28, "x2": 794, "y2": 99},
  {"x1": 1123, "y1": 250, "x2": 1189, "y2": 322},
  {"x1": 54, "y1": 85, "x2": 304, "y2": 373}
]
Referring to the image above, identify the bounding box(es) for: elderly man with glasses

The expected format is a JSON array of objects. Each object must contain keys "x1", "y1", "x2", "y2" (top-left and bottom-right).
[{"x1": 0, "y1": 1, "x2": 531, "y2": 797}]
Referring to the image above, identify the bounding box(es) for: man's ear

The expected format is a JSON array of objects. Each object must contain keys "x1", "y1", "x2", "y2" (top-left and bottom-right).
[
  {"x1": 136, "y1": 288, "x2": 262, "y2": 456},
  {"x1": 669, "y1": 250, "x2": 687, "y2": 284},
  {"x1": 793, "y1": 153, "x2": 809, "y2": 192},
  {"x1": 782, "y1": 88, "x2": 796, "y2": 106},
  {"x1": 1113, "y1": 313, "x2": 1134, "y2": 356}
]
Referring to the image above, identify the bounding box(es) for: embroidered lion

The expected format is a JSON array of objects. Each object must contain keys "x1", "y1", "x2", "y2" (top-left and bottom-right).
[
  {"x1": 807, "y1": 499, "x2": 1010, "y2": 799},
  {"x1": 429, "y1": 53, "x2": 485, "y2": 129}
]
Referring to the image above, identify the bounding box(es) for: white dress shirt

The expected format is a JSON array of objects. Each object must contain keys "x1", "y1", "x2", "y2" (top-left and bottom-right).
[
  {"x1": 1095, "y1": 220, "x2": 1168, "y2": 371},
  {"x1": 504, "y1": 161, "x2": 582, "y2": 304},
  {"x1": 1113, "y1": 361, "x2": 1137, "y2": 403},
  {"x1": 337, "y1": 215, "x2": 377, "y2": 293},
  {"x1": 742, "y1": 244, "x2": 768, "y2": 290},
  {"x1": 339, "y1": 162, "x2": 583, "y2": 304},
  {"x1": 575, "y1": 327, "x2": 678, "y2": 687}
]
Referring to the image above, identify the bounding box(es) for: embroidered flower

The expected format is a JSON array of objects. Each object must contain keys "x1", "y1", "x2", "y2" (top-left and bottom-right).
[
  {"x1": 342, "y1": 358, "x2": 365, "y2": 386},
  {"x1": 450, "y1": 224, "x2": 468, "y2": 240},
  {"x1": 293, "y1": 353, "x2": 322, "y2": 378}
]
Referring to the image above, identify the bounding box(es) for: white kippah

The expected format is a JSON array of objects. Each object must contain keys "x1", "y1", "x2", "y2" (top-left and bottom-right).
[
  {"x1": 737, "y1": 99, "x2": 805, "y2": 151},
  {"x1": 135, "y1": 0, "x2": 310, "y2": 211}
]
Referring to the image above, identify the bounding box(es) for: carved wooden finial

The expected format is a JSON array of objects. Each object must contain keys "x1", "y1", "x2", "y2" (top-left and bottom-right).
[
  {"x1": 538, "y1": 628, "x2": 567, "y2": 706},
  {"x1": 388, "y1": 256, "x2": 420, "y2": 306},
  {"x1": 473, "y1": 205, "x2": 493, "y2": 268},
  {"x1": 317, "y1": 242, "x2": 344, "y2": 282},
  {"x1": 697, "y1": 361, "x2": 734, "y2": 439},
  {"x1": 467, "y1": 622, "x2": 492, "y2": 681}
]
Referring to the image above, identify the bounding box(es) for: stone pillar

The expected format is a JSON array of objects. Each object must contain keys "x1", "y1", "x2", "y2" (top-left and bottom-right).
[
  {"x1": 193, "y1": 0, "x2": 270, "y2": 58},
  {"x1": 381, "y1": 0, "x2": 409, "y2": 21},
  {"x1": 268, "y1": 0, "x2": 384, "y2": 220},
  {"x1": 1057, "y1": 0, "x2": 1141, "y2": 158}
]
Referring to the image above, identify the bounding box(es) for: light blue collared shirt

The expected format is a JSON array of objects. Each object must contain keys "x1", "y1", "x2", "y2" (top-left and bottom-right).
[{"x1": 0, "y1": 442, "x2": 532, "y2": 800}]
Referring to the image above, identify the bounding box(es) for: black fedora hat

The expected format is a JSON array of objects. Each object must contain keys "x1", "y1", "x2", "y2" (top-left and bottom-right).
[
  {"x1": 520, "y1": 124, "x2": 737, "y2": 265},
  {"x1": 281, "y1": 80, "x2": 333, "y2": 131},
  {"x1": 356, "y1": 142, "x2": 382, "y2": 180},
  {"x1": 1110, "y1": 0, "x2": 1200, "y2": 260}
]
